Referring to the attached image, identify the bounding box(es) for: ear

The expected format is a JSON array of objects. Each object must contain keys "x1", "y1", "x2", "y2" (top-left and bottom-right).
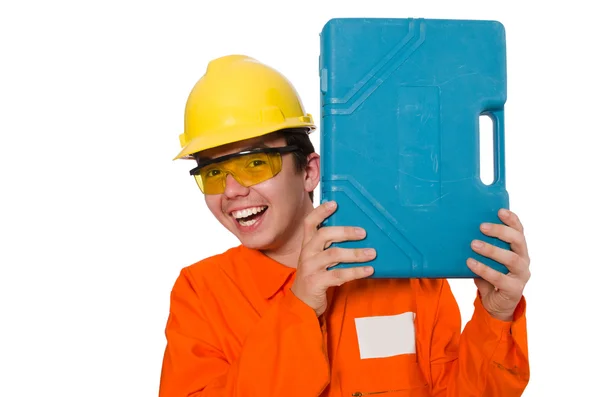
[{"x1": 304, "y1": 152, "x2": 320, "y2": 193}]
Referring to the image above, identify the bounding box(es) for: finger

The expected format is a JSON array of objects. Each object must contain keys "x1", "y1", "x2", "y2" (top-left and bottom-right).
[
  {"x1": 308, "y1": 225, "x2": 367, "y2": 251},
  {"x1": 466, "y1": 258, "x2": 512, "y2": 291},
  {"x1": 324, "y1": 265, "x2": 374, "y2": 287},
  {"x1": 480, "y1": 222, "x2": 529, "y2": 259},
  {"x1": 324, "y1": 247, "x2": 376, "y2": 268},
  {"x1": 306, "y1": 247, "x2": 376, "y2": 272},
  {"x1": 302, "y1": 201, "x2": 337, "y2": 247},
  {"x1": 299, "y1": 247, "x2": 375, "y2": 272},
  {"x1": 498, "y1": 208, "x2": 524, "y2": 233},
  {"x1": 471, "y1": 239, "x2": 528, "y2": 276}
]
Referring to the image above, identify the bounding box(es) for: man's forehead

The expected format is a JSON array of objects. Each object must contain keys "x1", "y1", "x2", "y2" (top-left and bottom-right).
[{"x1": 196, "y1": 134, "x2": 282, "y2": 160}]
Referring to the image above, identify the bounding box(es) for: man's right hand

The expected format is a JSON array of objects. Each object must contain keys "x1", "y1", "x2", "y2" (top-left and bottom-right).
[{"x1": 291, "y1": 200, "x2": 376, "y2": 317}]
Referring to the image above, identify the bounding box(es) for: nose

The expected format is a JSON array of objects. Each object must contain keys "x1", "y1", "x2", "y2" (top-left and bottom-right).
[{"x1": 223, "y1": 174, "x2": 250, "y2": 198}]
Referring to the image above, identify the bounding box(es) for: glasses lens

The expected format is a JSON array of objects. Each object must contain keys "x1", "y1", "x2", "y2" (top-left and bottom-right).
[
  {"x1": 195, "y1": 151, "x2": 283, "y2": 194},
  {"x1": 193, "y1": 174, "x2": 206, "y2": 193}
]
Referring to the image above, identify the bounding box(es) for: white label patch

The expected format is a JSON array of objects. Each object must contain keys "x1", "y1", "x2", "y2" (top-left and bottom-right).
[{"x1": 354, "y1": 312, "x2": 416, "y2": 359}]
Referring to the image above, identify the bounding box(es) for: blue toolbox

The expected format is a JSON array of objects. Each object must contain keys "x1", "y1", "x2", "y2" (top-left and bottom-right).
[{"x1": 319, "y1": 18, "x2": 510, "y2": 278}]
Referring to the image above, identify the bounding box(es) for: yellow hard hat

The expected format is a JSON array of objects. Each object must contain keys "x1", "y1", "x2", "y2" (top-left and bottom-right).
[{"x1": 174, "y1": 55, "x2": 315, "y2": 160}]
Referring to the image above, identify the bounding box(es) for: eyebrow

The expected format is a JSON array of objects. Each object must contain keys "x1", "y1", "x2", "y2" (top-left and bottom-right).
[
  {"x1": 195, "y1": 142, "x2": 271, "y2": 163},
  {"x1": 239, "y1": 142, "x2": 270, "y2": 151}
]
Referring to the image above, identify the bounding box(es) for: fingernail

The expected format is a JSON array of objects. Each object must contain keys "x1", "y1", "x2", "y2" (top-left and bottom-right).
[
  {"x1": 364, "y1": 266, "x2": 374, "y2": 274},
  {"x1": 326, "y1": 201, "x2": 336, "y2": 209},
  {"x1": 472, "y1": 240, "x2": 484, "y2": 249},
  {"x1": 364, "y1": 248, "x2": 376, "y2": 257},
  {"x1": 500, "y1": 209, "x2": 510, "y2": 217},
  {"x1": 481, "y1": 223, "x2": 491, "y2": 231},
  {"x1": 355, "y1": 228, "x2": 366, "y2": 237},
  {"x1": 467, "y1": 258, "x2": 478, "y2": 267}
]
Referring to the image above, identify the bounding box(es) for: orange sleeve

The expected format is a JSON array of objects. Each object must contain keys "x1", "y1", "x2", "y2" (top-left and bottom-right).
[
  {"x1": 159, "y1": 268, "x2": 330, "y2": 397},
  {"x1": 429, "y1": 280, "x2": 530, "y2": 396}
]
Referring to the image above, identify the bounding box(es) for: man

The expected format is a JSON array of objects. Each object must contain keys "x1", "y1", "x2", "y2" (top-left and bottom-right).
[{"x1": 159, "y1": 55, "x2": 531, "y2": 396}]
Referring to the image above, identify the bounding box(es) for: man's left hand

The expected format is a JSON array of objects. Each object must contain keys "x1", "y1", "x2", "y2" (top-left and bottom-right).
[{"x1": 467, "y1": 208, "x2": 531, "y2": 322}]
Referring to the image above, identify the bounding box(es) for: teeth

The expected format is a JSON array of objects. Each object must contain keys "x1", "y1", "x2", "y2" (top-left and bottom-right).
[
  {"x1": 232, "y1": 206, "x2": 267, "y2": 219},
  {"x1": 239, "y1": 218, "x2": 258, "y2": 227}
]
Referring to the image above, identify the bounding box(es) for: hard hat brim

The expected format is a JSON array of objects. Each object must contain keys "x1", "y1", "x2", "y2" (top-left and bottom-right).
[{"x1": 173, "y1": 119, "x2": 315, "y2": 160}]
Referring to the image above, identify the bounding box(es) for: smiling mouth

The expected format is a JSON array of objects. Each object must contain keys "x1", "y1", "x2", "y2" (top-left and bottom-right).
[{"x1": 231, "y1": 206, "x2": 268, "y2": 227}]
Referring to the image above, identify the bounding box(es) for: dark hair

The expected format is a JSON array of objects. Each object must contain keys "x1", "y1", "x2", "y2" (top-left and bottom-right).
[{"x1": 277, "y1": 128, "x2": 316, "y2": 202}]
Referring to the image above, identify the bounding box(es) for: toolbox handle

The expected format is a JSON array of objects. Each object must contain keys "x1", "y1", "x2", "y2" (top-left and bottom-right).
[{"x1": 480, "y1": 109, "x2": 506, "y2": 188}]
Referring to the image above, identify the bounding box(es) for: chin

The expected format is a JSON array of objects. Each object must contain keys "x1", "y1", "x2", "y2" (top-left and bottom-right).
[{"x1": 237, "y1": 233, "x2": 277, "y2": 251}]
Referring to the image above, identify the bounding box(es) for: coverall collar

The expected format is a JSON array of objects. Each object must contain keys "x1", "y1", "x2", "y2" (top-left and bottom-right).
[{"x1": 239, "y1": 245, "x2": 296, "y2": 299}]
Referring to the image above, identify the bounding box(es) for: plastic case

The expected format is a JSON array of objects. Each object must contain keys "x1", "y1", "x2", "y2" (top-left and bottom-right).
[{"x1": 319, "y1": 18, "x2": 510, "y2": 278}]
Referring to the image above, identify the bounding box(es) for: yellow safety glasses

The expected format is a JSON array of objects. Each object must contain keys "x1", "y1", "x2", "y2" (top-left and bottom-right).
[{"x1": 189, "y1": 145, "x2": 299, "y2": 194}]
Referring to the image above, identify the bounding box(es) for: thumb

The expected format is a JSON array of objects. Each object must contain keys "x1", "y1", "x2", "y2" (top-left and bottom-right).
[{"x1": 474, "y1": 277, "x2": 495, "y2": 297}]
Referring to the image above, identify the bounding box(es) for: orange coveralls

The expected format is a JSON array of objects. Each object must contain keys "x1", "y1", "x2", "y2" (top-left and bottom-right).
[{"x1": 159, "y1": 245, "x2": 529, "y2": 396}]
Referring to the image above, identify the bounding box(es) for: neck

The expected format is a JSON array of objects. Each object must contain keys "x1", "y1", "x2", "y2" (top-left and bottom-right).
[{"x1": 261, "y1": 198, "x2": 315, "y2": 268}]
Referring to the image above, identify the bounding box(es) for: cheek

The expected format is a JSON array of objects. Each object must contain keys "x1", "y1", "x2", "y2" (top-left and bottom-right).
[
  {"x1": 204, "y1": 196, "x2": 224, "y2": 219},
  {"x1": 257, "y1": 169, "x2": 304, "y2": 207}
]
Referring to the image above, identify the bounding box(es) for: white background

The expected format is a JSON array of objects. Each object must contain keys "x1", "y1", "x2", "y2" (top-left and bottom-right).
[{"x1": 1, "y1": 0, "x2": 597, "y2": 396}]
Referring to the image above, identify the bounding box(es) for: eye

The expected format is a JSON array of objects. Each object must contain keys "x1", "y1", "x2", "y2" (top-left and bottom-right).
[
  {"x1": 205, "y1": 168, "x2": 221, "y2": 178},
  {"x1": 248, "y1": 159, "x2": 267, "y2": 167}
]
